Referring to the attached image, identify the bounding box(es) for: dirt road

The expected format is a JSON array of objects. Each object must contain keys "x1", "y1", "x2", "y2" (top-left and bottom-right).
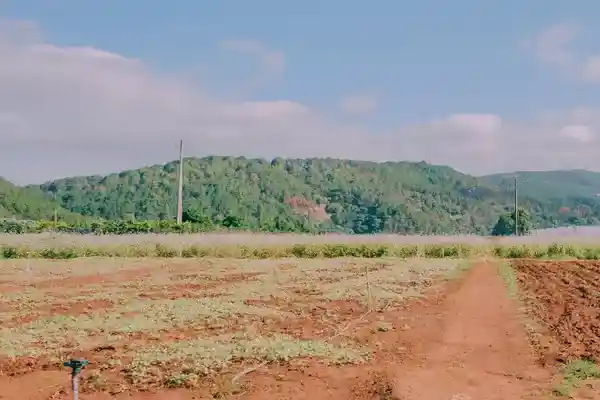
[{"x1": 389, "y1": 262, "x2": 551, "y2": 400}]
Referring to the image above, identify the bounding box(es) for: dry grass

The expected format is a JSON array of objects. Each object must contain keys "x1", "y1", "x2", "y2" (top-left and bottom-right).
[
  {"x1": 124, "y1": 333, "x2": 368, "y2": 388},
  {"x1": 0, "y1": 257, "x2": 465, "y2": 392}
]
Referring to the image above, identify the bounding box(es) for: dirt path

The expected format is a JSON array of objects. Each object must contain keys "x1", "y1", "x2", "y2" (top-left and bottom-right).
[{"x1": 389, "y1": 261, "x2": 551, "y2": 400}]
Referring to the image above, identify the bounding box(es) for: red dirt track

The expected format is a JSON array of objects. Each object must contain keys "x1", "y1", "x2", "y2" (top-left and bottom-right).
[
  {"x1": 386, "y1": 261, "x2": 550, "y2": 400},
  {"x1": 0, "y1": 262, "x2": 557, "y2": 399}
]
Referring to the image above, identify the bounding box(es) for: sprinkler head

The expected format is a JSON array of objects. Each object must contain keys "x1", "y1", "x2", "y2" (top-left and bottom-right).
[{"x1": 63, "y1": 359, "x2": 88, "y2": 376}]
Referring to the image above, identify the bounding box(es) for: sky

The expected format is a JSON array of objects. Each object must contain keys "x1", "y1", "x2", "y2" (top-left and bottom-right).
[{"x1": 1, "y1": 1, "x2": 600, "y2": 184}]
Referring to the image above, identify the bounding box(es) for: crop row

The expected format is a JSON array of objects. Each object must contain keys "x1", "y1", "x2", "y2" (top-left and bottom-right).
[{"x1": 0, "y1": 242, "x2": 599, "y2": 259}]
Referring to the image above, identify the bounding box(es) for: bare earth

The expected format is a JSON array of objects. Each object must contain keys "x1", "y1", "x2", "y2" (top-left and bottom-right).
[
  {"x1": 1, "y1": 258, "x2": 599, "y2": 399},
  {"x1": 388, "y1": 261, "x2": 550, "y2": 400}
]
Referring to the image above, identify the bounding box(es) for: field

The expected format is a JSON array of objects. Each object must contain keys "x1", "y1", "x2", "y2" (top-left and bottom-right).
[{"x1": 0, "y1": 234, "x2": 599, "y2": 399}]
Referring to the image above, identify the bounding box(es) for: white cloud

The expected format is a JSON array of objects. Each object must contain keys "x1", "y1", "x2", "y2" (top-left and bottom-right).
[
  {"x1": 1, "y1": 20, "x2": 600, "y2": 184},
  {"x1": 523, "y1": 22, "x2": 578, "y2": 69},
  {"x1": 433, "y1": 114, "x2": 502, "y2": 134},
  {"x1": 560, "y1": 125, "x2": 595, "y2": 142},
  {"x1": 218, "y1": 38, "x2": 285, "y2": 98},
  {"x1": 220, "y1": 39, "x2": 285, "y2": 74},
  {"x1": 338, "y1": 94, "x2": 379, "y2": 115},
  {"x1": 525, "y1": 22, "x2": 600, "y2": 83},
  {"x1": 582, "y1": 56, "x2": 600, "y2": 83}
]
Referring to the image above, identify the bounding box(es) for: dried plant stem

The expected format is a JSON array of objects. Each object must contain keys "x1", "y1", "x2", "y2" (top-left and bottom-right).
[{"x1": 365, "y1": 264, "x2": 373, "y2": 311}]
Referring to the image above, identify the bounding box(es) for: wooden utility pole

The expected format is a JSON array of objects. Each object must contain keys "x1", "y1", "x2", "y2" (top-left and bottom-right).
[
  {"x1": 514, "y1": 176, "x2": 518, "y2": 236},
  {"x1": 176, "y1": 140, "x2": 184, "y2": 224},
  {"x1": 53, "y1": 191, "x2": 58, "y2": 232}
]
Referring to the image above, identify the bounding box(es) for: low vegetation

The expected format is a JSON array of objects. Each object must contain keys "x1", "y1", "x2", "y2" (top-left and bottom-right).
[
  {"x1": 1, "y1": 238, "x2": 600, "y2": 260},
  {"x1": 553, "y1": 359, "x2": 600, "y2": 397}
]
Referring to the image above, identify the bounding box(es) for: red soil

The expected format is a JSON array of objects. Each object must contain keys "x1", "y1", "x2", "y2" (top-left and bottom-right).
[
  {"x1": 0, "y1": 261, "x2": 555, "y2": 399},
  {"x1": 387, "y1": 261, "x2": 550, "y2": 400},
  {"x1": 31, "y1": 267, "x2": 154, "y2": 289},
  {"x1": 134, "y1": 272, "x2": 266, "y2": 300},
  {"x1": 513, "y1": 260, "x2": 600, "y2": 364},
  {"x1": 6, "y1": 299, "x2": 115, "y2": 326},
  {"x1": 285, "y1": 196, "x2": 330, "y2": 221}
]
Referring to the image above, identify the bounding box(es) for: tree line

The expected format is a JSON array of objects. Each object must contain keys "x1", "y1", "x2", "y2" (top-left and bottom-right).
[
  {"x1": 0, "y1": 208, "x2": 316, "y2": 234},
  {"x1": 0, "y1": 206, "x2": 532, "y2": 236}
]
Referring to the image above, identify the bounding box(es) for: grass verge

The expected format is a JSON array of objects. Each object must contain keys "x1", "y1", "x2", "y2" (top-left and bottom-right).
[
  {"x1": 553, "y1": 359, "x2": 600, "y2": 397},
  {"x1": 496, "y1": 261, "x2": 518, "y2": 298}
]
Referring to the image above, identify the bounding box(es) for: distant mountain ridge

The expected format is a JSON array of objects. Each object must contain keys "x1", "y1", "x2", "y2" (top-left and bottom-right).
[
  {"x1": 480, "y1": 170, "x2": 600, "y2": 201},
  {"x1": 22, "y1": 156, "x2": 600, "y2": 234}
]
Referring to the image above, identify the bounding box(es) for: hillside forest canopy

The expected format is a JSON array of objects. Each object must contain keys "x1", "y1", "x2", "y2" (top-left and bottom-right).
[{"x1": 0, "y1": 156, "x2": 589, "y2": 235}]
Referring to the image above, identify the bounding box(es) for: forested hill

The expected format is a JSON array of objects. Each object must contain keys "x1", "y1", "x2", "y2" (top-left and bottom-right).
[
  {"x1": 30, "y1": 156, "x2": 600, "y2": 234},
  {"x1": 0, "y1": 178, "x2": 84, "y2": 222},
  {"x1": 481, "y1": 170, "x2": 600, "y2": 201},
  {"x1": 480, "y1": 170, "x2": 600, "y2": 227}
]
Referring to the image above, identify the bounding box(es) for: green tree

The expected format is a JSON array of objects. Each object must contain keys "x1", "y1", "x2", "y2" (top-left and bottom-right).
[
  {"x1": 222, "y1": 214, "x2": 244, "y2": 229},
  {"x1": 182, "y1": 207, "x2": 212, "y2": 228},
  {"x1": 491, "y1": 208, "x2": 533, "y2": 236}
]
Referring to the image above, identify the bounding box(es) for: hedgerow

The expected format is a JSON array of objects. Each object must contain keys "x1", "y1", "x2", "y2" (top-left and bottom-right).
[{"x1": 2, "y1": 242, "x2": 600, "y2": 260}]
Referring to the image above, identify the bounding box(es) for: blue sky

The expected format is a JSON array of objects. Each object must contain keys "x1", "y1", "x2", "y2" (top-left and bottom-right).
[{"x1": 1, "y1": 1, "x2": 600, "y2": 183}]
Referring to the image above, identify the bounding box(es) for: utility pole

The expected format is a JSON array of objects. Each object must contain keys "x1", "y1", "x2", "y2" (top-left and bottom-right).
[
  {"x1": 514, "y1": 176, "x2": 518, "y2": 236},
  {"x1": 176, "y1": 140, "x2": 184, "y2": 224},
  {"x1": 53, "y1": 191, "x2": 58, "y2": 231}
]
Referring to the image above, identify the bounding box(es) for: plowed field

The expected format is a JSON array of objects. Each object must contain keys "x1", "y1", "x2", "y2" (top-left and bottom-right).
[
  {"x1": 6, "y1": 257, "x2": 600, "y2": 399},
  {"x1": 513, "y1": 260, "x2": 600, "y2": 399},
  {"x1": 513, "y1": 260, "x2": 600, "y2": 364}
]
